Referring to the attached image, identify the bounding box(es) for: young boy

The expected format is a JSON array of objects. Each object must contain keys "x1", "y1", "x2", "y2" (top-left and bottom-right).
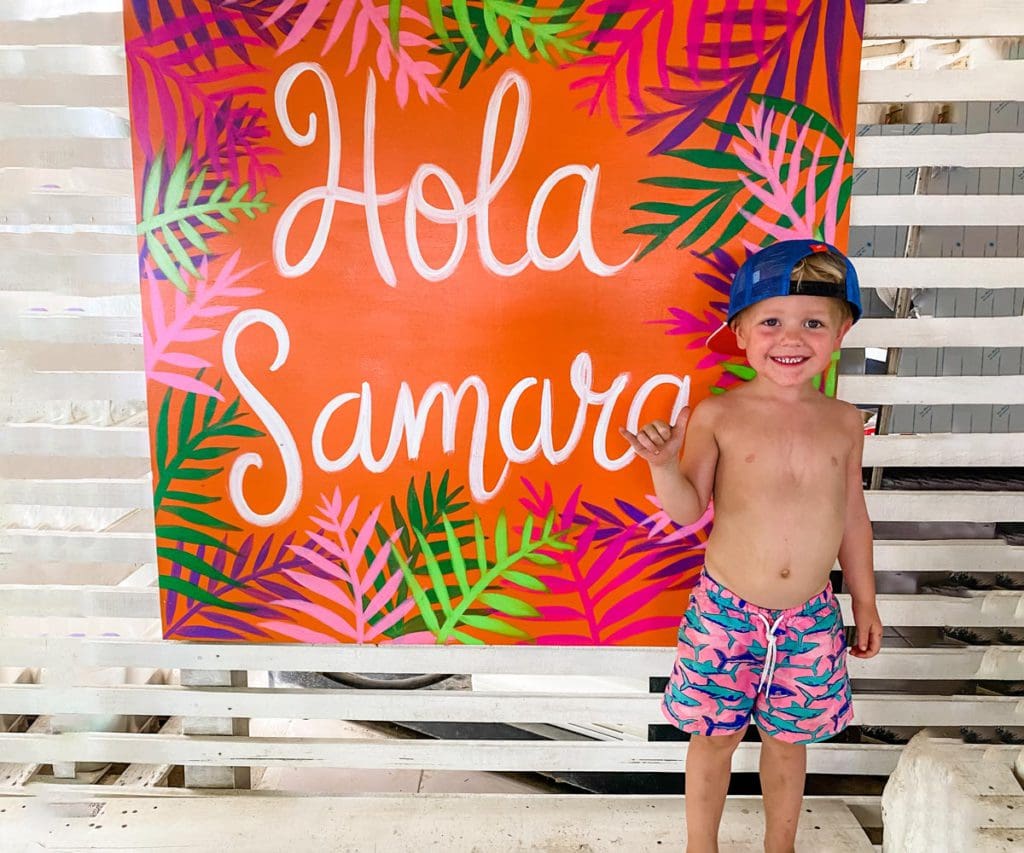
[{"x1": 620, "y1": 239, "x2": 883, "y2": 853}]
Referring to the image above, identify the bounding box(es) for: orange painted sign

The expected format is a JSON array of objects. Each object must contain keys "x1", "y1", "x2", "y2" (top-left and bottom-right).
[{"x1": 124, "y1": 0, "x2": 865, "y2": 644}]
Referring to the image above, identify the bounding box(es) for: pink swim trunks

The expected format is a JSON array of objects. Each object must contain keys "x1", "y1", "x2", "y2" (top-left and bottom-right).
[{"x1": 662, "y1": 569, "x2": 853, "y2": 744}]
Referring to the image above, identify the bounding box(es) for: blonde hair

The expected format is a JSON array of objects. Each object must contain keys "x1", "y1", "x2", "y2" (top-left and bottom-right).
[{"x1": 790, "y1": 251, "x2": 852, "y2": 321}]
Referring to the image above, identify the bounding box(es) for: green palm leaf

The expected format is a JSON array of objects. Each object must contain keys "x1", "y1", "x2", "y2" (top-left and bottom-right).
[
  {"x1": 429, "y1": 0, "x2": 589, "y2": 88},
  {"x1": 395, "y1": 509, "x2": 569, "y2": 644},
  {"x1": 153, "y1": 376, "x2": 265, "y2": 612},
  {"x1": 138, "y1": 148, "x2": 270, "y2": 293}
]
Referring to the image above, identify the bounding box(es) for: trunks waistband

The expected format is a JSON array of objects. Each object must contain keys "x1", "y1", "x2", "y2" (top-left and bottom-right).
[{"x1": 698, "y1": 568, "x2": 834, "y2": 618}]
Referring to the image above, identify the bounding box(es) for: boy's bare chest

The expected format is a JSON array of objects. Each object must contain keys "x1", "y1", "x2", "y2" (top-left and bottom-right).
[{"x1": 716, "y1": 412, "x2": 851, "y2": 483}]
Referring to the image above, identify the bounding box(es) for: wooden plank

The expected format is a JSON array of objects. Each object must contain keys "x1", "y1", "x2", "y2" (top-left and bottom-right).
[
  {"x1": 859, "y1": 66, "x2": 1024, "y2": 104},
  {"x1": 839, "y1": 376, "x2": 1024, "y2": 407},
  {"x1": 852, "y1": 133, "x2": 1024, "y2": 169},
  {"x1": 9, "y1": 487, "x2": 1024, "y2": 525},
  {"x1": 1, "y1": 793, "x2": 875, "y2": 852},
  {"x1": 0, "y1": 716, "x2": 49, "y2": 788},
  {"x1": 865, "y1": 0, "x2": 1024, "y2": 38},
  {"x1": 114, "y1": 718, "x2": 193, "y2": 788},
  {"x1": 0, "y1": 638, "x2": 1019, "y2": 682},
  {"x1": 863, "y1": 433, "x2": 1024, "y2": 468},
  {"x1": 7, "y1": 311, "x2": 1019, "y2": 354},
  {"x1": 13, "y1": 2, "x2": 1022, "y2": 43},
  {"x1": 871, "y1": 541, "x2": 1024, "y2": 574},
  {"x1": 845, "y1": 317, "x2": 1024, "y2": 349},
  {"x1": 867, "y1": 491, "x2": 1024, "y2": 523},
  {"x1": 7, "y1": 192, "x2": 1021, "y2": 230},
  {"x1": 0, "y1": 685, "x2": 1019, "y2": 727},
  {"x1": 0, "y1": 137, "x2": 131, "y2": 169},
  {"x1": 19, "y1": 429, "x2": 1007, "y2": 470},
  {"x1": 850, "y1": 195, "x2": 1024, "y2": 228},
  {"x1": 0, "y1": 734, "x2": 904, "y2": 776}
]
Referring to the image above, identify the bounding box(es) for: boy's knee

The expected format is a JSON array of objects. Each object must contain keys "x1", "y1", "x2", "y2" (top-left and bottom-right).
[
  {"x1": 693, "y1": 726, "x2": 748, "y2": 750},
  {"x1": 757, "y1": 730, "x2": 807, "y2": 753}
]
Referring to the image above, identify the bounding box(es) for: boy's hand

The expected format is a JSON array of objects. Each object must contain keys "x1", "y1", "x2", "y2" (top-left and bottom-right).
[
  {"x1": 849, "y1": 599, "x2": 883, "y2": 659},
  {"x1": 618, "y1": 411, "x2": 688, "y2": 468}
]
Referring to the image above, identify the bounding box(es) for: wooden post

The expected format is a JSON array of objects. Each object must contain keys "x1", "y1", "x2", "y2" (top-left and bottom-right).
[{"x1": 181, "y1": 669, "x2": 251, "y2": 789}]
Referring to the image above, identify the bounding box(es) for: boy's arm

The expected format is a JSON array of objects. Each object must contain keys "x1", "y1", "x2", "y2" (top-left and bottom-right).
[
  {"x1": 837, "y1": 407, "x2": 882, "y2": 658},
  {"x1": 620, "y1": 399, "x2": 719, "y2": 525}
]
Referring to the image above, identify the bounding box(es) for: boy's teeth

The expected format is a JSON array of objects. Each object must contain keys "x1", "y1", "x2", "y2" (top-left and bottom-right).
[{"x1": 773, "y1": 356, "x2": 805, "y2": 364}]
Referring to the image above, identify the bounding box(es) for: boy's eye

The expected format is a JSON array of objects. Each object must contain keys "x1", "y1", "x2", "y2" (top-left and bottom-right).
[
  {"x1": 761, "y1": 318, "x2": 779, "y2": 327},
  {"x1": 805, "y1": 319, "x2": 825, "y2": 329}
]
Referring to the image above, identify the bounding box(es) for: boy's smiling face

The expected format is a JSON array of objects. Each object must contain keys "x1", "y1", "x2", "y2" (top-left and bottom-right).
[{"x1": 732, "y1": 295, "x2": 852, "y2": 388}]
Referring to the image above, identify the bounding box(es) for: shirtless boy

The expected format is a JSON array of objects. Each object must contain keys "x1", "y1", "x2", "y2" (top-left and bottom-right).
[{"x1": 620, "y1": 239, "x2": 883, "y2": 853}]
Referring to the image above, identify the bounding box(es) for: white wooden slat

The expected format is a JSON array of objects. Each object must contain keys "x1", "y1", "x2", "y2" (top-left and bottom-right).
[
  {"x1": 0, "y1": 105, "x2": 128, "y2": 140},
  {"x1": 0, "y1": 138, "x2": 131, "y2": 169},
  {"x1": 862, "y1": 433, "x2": 1024, "y2": 468},
  {"x1": 5, "y1": 2, "x2": 1020, "y2": 43},
  {"x1": 3, "y1": 529, "x2": 156, "y2": 563},
  {"x1": 0, "y1": 13, "x2": 125, "y2": 46},
  {"x1": 6, "y1": 193, "x2": 1021, "y2": 230},
  {"x1": 852, "y1": 133, "x2": 1024, "y2": 170},
  {"x1": 865, "y1": 0, "x2": 1024, "y2": 38},
  {"x1": 3, "y1": 251, "x2": 138, "y2": 292},
  {"x1": 8, "y1": 366, "x2": 1024, "y2": 409},
  {"x1": 2, "y1": 435, "x2": 1016, "y2": 481},
  {"x1": 2, "y1": 685, "x2": 1019, "y2": 728},
  {"x1": 0, "y1": 735, "x2": 905, "y2": 777},
  {"x1": 114, "y1": 716, "x2": 181, "y2": 789},
  {"x1": 4, "y1": 538, "x2": 1016, "y2": 577},
  {"x1": 2, "y1": 259, "x2": 1018, "y2": 337},
  {"x1": 0, "y1": 46, "x2": 124, "y2": 76},
  {"x1": 0, "y1": 584, "x2": 1017, "y2": 628},
  {"x1": 1, "y1": 134, "x2": 1019, "y2": 207},
  {"x1": 871, "y1": 540, "x2": 1024, "y2": 574},
  {"x1": 839, "y1": 376, "x2": 1024, "y2": 407},
  {"x1": 0, "y1": 423, "x2": 148, "y2": 457},
  {"x1": 0, "y1": 716, "x2": 49, "y2": 788},
  {"x1": 0, "y1": 585, "x2": 157, "y2": 619},
  {"x1": 868, "y1": 491, "x2": 1024, "y2": 523},
  {"x1": 7, "y1": 305, "x2": 1021, "y2": 353},
  {"x1": 859, "y1": 66, "x2": 1024, "y2": 104},
  {"x1": 1, "y1": 638, "x2": 1019, "y2": 682},
  {"x1": 850, "y1": 195, "x2": 1024, "y2": 228},
  {"x1": 2, "y1": 792, "x2": 877, "y2": 852},
  {"x1": 7, "y1": 488, "x2": 1024, "y2": 524},
  {"x1": 844, "y1": 317, "x2": 1024, "y2": 349}
]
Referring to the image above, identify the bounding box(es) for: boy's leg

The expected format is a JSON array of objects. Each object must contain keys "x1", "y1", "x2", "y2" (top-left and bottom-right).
[
  {"x1": 684, "y1": 727, "x2": 748, "y2": 853},
  {"x1": 757, "y1": 729, "x2": 807, "y2": 853}
]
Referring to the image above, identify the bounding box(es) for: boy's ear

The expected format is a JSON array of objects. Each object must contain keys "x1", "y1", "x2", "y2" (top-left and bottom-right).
[
  {"x1": 732, "y1": 318, "x2": 749, "y2": 350},
  {"x1": 833, "y1": 316, "x2": 854, "y2": 347}
]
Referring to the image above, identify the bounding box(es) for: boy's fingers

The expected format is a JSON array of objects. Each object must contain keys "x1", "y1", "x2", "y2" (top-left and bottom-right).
[{"x1": 652, "y1": 421, "x2": 672, "y2": 440}]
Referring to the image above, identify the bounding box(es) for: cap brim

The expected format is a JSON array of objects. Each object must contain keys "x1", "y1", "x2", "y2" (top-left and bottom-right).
[{"x1": 705, "y1": 322, "x2": 746, "y2": 358}]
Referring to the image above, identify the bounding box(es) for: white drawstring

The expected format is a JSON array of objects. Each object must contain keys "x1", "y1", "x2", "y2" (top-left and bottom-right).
[{"x1": 755, "y1": 612, "x2": 786, "y2": 695}]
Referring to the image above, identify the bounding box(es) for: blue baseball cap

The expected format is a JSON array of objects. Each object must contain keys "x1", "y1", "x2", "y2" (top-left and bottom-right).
[{"x1": 706, "y1": 239, "x2": 862, "y2": 356}]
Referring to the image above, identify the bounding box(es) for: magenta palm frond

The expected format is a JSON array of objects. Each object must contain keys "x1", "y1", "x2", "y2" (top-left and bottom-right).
[
  {"x1": 569, "y1": 0, "x2": 673, "y2": 126},
  {"x1": 261, "y1": 488, "x2": 415, "y2": 643},
  {"x1": 516, "y1": 478, "x2": 697, "y2": 644},
  {"x1": 127, "y1": 13, "x2": 270, "y2": 179},
  {"x1": 635, "y1": 0, "x2": 859, "y2": 154}
]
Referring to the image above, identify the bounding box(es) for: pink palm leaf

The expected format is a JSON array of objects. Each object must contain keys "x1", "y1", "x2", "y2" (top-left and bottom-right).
[
  {"x1": 732, "y1": 102, "x2": 850, "y2": 245},
  {"x1": 267, "y1": 0, "x2": 443, "y2": 107},
  {"x1": 143, "y1": 250, "x2": 263, "y2": 400},
  {"x1": 260, "y1": 488, "x2": 415, "y2": 643}
]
